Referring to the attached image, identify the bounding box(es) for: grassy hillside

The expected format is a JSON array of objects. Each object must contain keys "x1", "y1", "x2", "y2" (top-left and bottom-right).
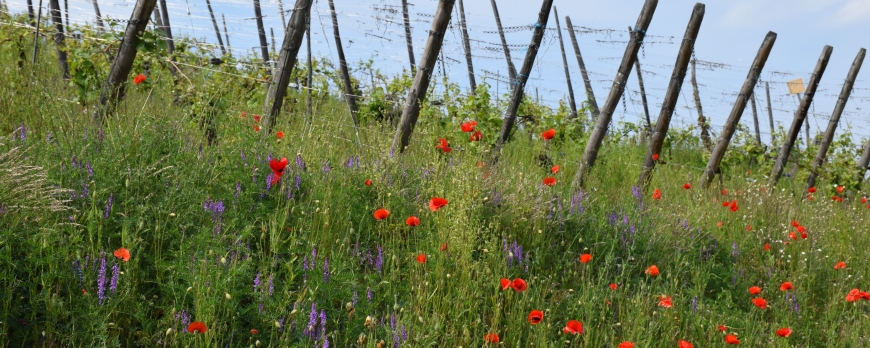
[{"x1": 2, "y1": 16, "x2": 870, "y2": 347}]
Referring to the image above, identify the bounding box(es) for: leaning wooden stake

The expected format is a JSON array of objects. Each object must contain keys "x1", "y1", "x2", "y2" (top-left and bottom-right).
[
  {"x1": 691, "y1": 58, "x2": 712, "y2": 150},
  {"x1": 492, "y1": 0, "x2": 554, "y2": 152},
  {"x1": 253, "y1": 0, "x2": 271, "y2": 71},
  {"x1": 699, "y1": 31, "x2": 776, "y2": 188},
  {"x1": 554, "y1": 7, "x2": 577, "y2": 119},
  {"x1": 765, "y1": 81, "x2": 775, "y2": 144},
  {"x1": 391, "y1": 0, "x2": 457, "y2": 154},
  {"x1": 158, "y1": 0, "x2": 175, "y2": 54},
  {"x1": 205, "y1": 0, "x2": 226, "y2": 55},
  {"x1": 750, "y1": 92, "x2": 762, "y2": 145},
  {"x1": 806, "y1": 48, "x2": 866, "y2": 191},
  {"x1": 27, "y1": 0, "x2": 35, "y2": 23},
  {"x1": 572, "y1": 0, "x2": 658, "y2": 188},
  {"x1": 153, "y1": 7, "x2": 164, "y2": 28},
  {"x1": 855, "y1": 140, "x2": 870, "y2": 189},
  {"x1": 457, "y1": 0, "x2": 477, "y2": 94},
  {"x1": 222, "y1": 13, "x2": 231, "y2": 53},
  {"x1": 93, "y1": 0, "x2": 158, "y2": 120},
  {"x1": 327, "y1": 0, "x2": 359, "y2": 127},
  {"x1": 32, "y1": 0, "x2": 43, "y2": 65},
  {"x1": 63, "y1": 0, "x2": 68, "y2": 28},
  {"x1": 490, "y1": 0, "x2": 516, "y2": 83},
  {"x1": 637, "y1": 3, "x2": 704, "y2": 188},
  {"x1": 565, "y1": 16, "x2": 599, "y2": 120},
  {"x1": 401, "y1": 0, "x2": 415, "y2": 72},
  {"x1": 262, "y1": 0, "x2": 312, "y2": 131},
  {"x1": 92, "y1": 0, "x2": 105, "y2": 35},
  {"x1": 49, "y1": 0, "x2": 68, "y2": 78},
  {"x1": 270, "y1": 27, "x2": 276, "y2": 56},
  {"x1": 277, "y1": 0, "x2": 286, "y2": 31},
  {"x1": 768, "y1": 45, "x2": 833, "y2": 187},
  {"x1": 629, "y1": 26, "x2": 652, "y2": 133}
]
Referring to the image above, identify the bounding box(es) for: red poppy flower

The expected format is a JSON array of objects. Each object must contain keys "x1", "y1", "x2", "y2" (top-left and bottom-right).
[
  {"x1": 745, "y1": 225, "x2": 752, "y2": 231},
  {"x1": 722, "y1": 201, "x2": 730, "y2": 207},
  {"x1": 808, "y1": 187, "x2": 817, "y2": 193},
  {"x1": 808, "y1": 194, "x2": 815, "y2": 200},
  {"x1": 82, "y1": 288, "x2": 87, "y2": 294},
  {"x1": 764, "y1": 243, "x2": 770, "y2": 251},
  {"x1": 729, "y1": 200, "x2": 738, "y2": 212},
  {"x1": 527, "y1": 310, "x2": 544, "y2": 325},
  {"x1": 748, "y1": 286, "x2": 761, "y2": 295},
  {"x1": 652, "y1": 189, "x2": 662, "y2": 200},
  {"x1": 721, "y1": 189, "x2": 728, "y2": 195},
  {"x1": 460, "y1": 120, "x2": 477, "y2": 132},
  {"x1": 416, "y1": 253, "x2": 426, "y2": 264},
  {"x1": 543, "y1": 177, "x2": 557, "y2": 186},
  {"x1": 645, "y1": 265, "x2": 660, "y2": 276},
  {"x1": 863, "y1": 197, "x2": 868, "y2": 204},
  {"x1": 541, "y1": 129, "x2": 556, "y2": 140},
  {"x1": 477, "y1": 162, "x2": 486, "y2": 168},
  {"x1": 724, "y1": 334, "x2": 740, "y2": 345},
  {"x1": 682, "y1": 183, "x2": 692, "y2": 190},
  {"x1": 250, "y1": 329, "x2": 259, "y2": 334},
  {"x1": 276, "y1": 131, "x2": 284, "y2": 139},
  {"x1": 658, "y1": 295, "x2": 673, "y2": 308},
  {"x1": 500, "y1": 278, "x2": 511, "y2": 291},
  {"x1": 832, "y1": 196, "x2": 843, "y2": 202},
  {"x1": 469, "y1": 130, "x2": 483, "y2": 142},
  {"x1": 800, "y1": 231, "x2": 808, "y2": 239},
  {"x1": 609, "y1": 283, "x2": 618, "y2": 290},
  {"x1": 679, "y1": 340, "x2": 694, "y2": 348},
  {"x1": 751, "y1": 297, "x2": 767, "y2": 309},
  {"x1": 551, "y1": 165, "x2": 560, "y2": 174},
  {"x1": 435, "y1": 138, "x2": 452, "y2": 153},
  {"x1": 789, "y1": 232, "x2": 797, "y2": 240},
  {"x1": 253, "y1": 114, "x2": 261, "y2": 123},
  {"x1": 373, "y1": 208, "x2": 390, "y2": 220},
  {"x1": 428, "y1": 197, "x2": 448, "y2": 211},
  {"x1": 837, "y1": 185, "x2": 845, "y2": 193},
  {"x1": 579, "y1": 253, "x2": 593, "y2": 264},
  {"x1": 511, "y1": 278, "x2": 528, "y2": 292},
  {"x1": 239, "y1": 111, "x2": 247, "y2": 118},
  {"x1": 113, "y1": 247, "x2": 131, "y2": 262},
  {"x1": 718, "y1": 325, "x2": 727, "y2": 332},
  {"x1": 618, "y1": 342, "x2": 635, "y2": 348},
  {"x1": 187, "y1": 321, "x2": 208, "y2": 333},
  {"x1": 405, "y1": 216, "x2": 420, "y2": 227},
  {"x1": 717, "y1": 222, "x2": 724, "y2": 227},
  {"x1": 484, "y1": 333, "x2": 500, "y2": 343},
  {"x1": 780, "y1": 282, "x2": 794, "y2": 291},
  {"x1": 776, "y1": 327, "x2": 792, "y2": 338},
  {"x1": 834, "y1": 261, "x2": 846, "y2": 270},
  {"x1": 440, "y1": 242, "x2": 448, "y2": 252},
  {"x1": 652, "y1": 153, "x2": 659, "y2": 161},
  {"x1": 846, "y1": 288, "x2": 862, "y2": 302},
  {"x1": 269, "y1": 157, "x2": 289, "y2": 184},
  {"x1": 365, "y1": 179, "x2": 372, "y2": 186},
  {"x1": 563, "y1": 320, "x2": 584, "y2": 335},
  {"x1": 133, "y1": 74, "x2": 146, "y2": 85},
  {"x1": 253, "y1": 124, "x2": 261, "y2": 132}
]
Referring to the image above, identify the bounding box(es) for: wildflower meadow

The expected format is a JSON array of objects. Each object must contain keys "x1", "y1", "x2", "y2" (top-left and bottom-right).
[{"x1": 2, "y1": 9, "x2": 870, "y2": 348}]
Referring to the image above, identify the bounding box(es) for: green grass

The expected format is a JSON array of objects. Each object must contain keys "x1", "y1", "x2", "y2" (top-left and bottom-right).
[{"x1": 2, "y1": 19, "x2": 870, "y2": 347}]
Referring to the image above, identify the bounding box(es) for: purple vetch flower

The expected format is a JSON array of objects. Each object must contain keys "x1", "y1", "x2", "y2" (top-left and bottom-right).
[
  {"x1": 235, "y1": 181, "x2": 241, "y2": 200},
  {"x1": 294, "y1": 175, "x2": 301, "y2": 191},
  {"x1": 375, "y1": 246, "x2": 383, "y2": 273},
  {"x1": 98, "y1": 127, "x2": 104, "y2": 144},
  {"x1": 240, "y1": 150, "x2": 248, "y2": 166},
  {"x1": 296, "y1": 155, "x2": 306, "y2": 170},
  {"x1": 81, "y1": 183, "x2": 89, "y2": 199},
  {"x1": 278, "y1": 316, "x2": 286, "y2": 332},
  {"x1": 109, "y1": 264, "x2": 119, "y2": 293},
  {"x1": 323, "y1": 258, "x2": 330, "y2": 283},
  {"x1": 45, "y1": 132, "x2": 51, "y2": 143},
  {"x1": 322, "y1": 162, "x2": 331, "y2": 175},
  {"x1": 691, "y1": 296, "x2": 697, "y2": 315},
  {"x1": 265, "y1": 174, "x2": 274, "y2": 190},
  {"x1": 254, "y1": 271, "x2": 261, "y2": 292},
  {"x1": 631, "y1": 185, "x2": 642, "y2": 200},
  {"x1": 17, "y1": 123, "x2": 26, "y2": 141},
  {"x1": 303, "y1": 256, "x2": 309, "y2": 272},
  {"x1": 259, "y1": 302, "x2": 263, "y2": 313},
  {"x1": 569, "y1": 190, "x2": 584, "y2": 214},
  {"x1": 97, "y1": 256, "x2": 107, "y2": 305},
  {"x1": 203, "y1": 199, "x2": 226, "y2": 221},
  {"x1": 390, "y1": 312, "x2": 396, "y2": 329},
  {"x1": 352, "y1": 287, "x2": 358, "y2": 307},
  {"x1": 305, "y1": 303, "x2": 318, "y2": 340},
  {"x1": 72, "y1": 260, "x2": 84, "y2": 289},
  {"x1": 367, "y1": 287, "x2": 372, "y2": 302},
  {"x1": 0, "y1": 203, "x2": 5, "y2": 215},
  {"x1": 731, "y1": 242, "x2": 739, "y2": 263},
  {"x1": 86, "y1": 162, "x2": 94, "y2": 179},
  {"x1": 103, "y1": 194, "x2": 114, "y2": 218},
  {"x1": 323, "y1": 336, "x2": 329, "y2": 348},
  {"x1": 268, "y1": 273, "x2": 274, "y2": 297},
  {"x1": 319, "y1": 310, "x2": 327, "y2": 340}
]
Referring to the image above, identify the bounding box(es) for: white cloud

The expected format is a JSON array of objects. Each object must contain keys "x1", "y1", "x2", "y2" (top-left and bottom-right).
[{"x1": 828, "y1": 0, "x2": 870, "y2": 25}]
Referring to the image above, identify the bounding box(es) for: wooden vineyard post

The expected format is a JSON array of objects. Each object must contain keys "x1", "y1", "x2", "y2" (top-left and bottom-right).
[
  {"x1": 691, "y1": 58, "x2": 712, "y2": 150},
  {"x1": 277, "y1": 0, "x2": 286, "y2": 31},
  {"x1": 565, "y1": 16, "x2": 599, "y2": 120},
  {"x1": 92, "y1": 0, "x2": 105, "y2": 35},
  {"x1": 765, "y1": 81, "x2": 775, "y2": 144},
  {"x1": 153, "y1": 7, "x2": 164, "y2": 28},
  {"x1": 158, "y1": 0, "x2": 175, "y2": 54},
  {"x1": 804, "y1": 107, "x2": 811, "y2": 148},
  {"x1": 750, "y1": 92, "x2": 762, "y2": 145},
  {"x1": 490, "y1": 0, "x2": 516, "y2": 83},
  {"x1": 457, "y1": 0, "x2": 476, "y2": 94},
  {"x1": 391, "y1": 0, "x2": 457, "y2": 154},
  {"x1": 805, "y1": 48, "x2": 865, "y2": 191},
  {"x1": 262, "y1": 0, "x2": 312, "y2": 131},
  {"x1": 205, "y1": 0, "x2": 226, "y2": 55},
  {"x1": 48, "y1": 0, "x2": 68, "y2": 78},
  {"x1": 306, "y1": 14, "x2": 312, "y2": 118},
  {"x1": 253, "y1": 0, "x2": 270, "y2": 72},
  {"x1": 571, "y1": 0, "x2": 658, "y2": 188},
  {"x1": 32, "y1": 0, "x2": 42, "y2": 65},
  {"x1": 401, "y1": 0, "x2": 415, "y2": 72},
  {"x1": 270, "y1": 27, "x2": 276, "y2": 56},
  {"x1": 327, "y1": 0, "x2": 359, "y2": 127},
  {"x1": 63, "y1": 0, "x2": 68, "y2": 28},
  {"x1": 768, "y1": 46, "x2": 833, "y2": 187},
  {"x1": 93, "y1": 0, "x2": 158, "y2": 120},
  {"x1": 492, "y1": 0, "x2": 554, "y2": 153},
  {"x1": 637, "y1": 3, "x2": 704, "y2": 188},
  {"x1": 27, "y1": 0, "x2": 35, "y2": 23},
  {"x1": 628, "y1": 26, "x2": 652, "y2": 133},
  {"x1": 554, "y1": 7, "x2": 578, "y2": 119},
  {"x1": 222, "y1": 14, "x2": 231, "y2": 53},
  {"x1": 855, "y1": 140, "x2": 870, "y2": 189},
  {"x1": 699, "y1": 31, "x2": 776, "y2": 189}
]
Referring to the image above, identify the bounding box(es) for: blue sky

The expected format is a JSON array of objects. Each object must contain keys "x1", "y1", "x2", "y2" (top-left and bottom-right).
[{"x1": 9, "y1": 0, "x2": 869, "y2": 143}]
